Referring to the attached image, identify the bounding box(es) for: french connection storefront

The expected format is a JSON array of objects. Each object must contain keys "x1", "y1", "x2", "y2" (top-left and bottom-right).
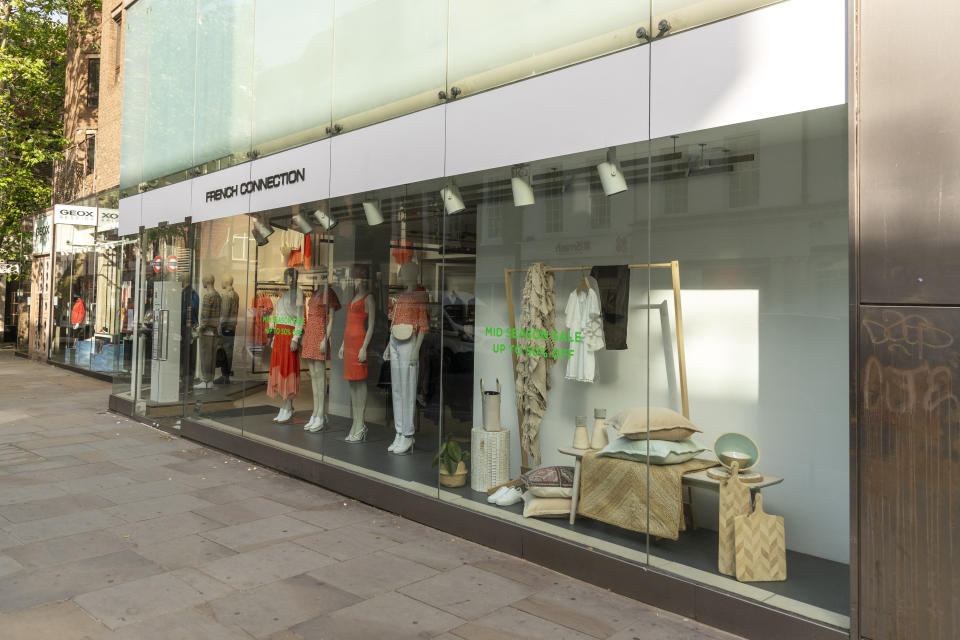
[{"x1": 113, "y1": 1, "x2": 849, "y2": 638}]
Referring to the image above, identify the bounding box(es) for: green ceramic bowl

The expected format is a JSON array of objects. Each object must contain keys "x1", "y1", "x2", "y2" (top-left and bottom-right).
[{"x1": 713, "y1": 432, "x2": 759, "y2": 471}]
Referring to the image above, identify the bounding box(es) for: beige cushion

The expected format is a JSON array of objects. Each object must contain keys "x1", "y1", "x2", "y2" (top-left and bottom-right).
[
  {"x1": 521, "y1": 491, "x2": 572, "y2": 518},
  {"x1": 608, "y1": 407, "x2": 701, "y2": 441}
]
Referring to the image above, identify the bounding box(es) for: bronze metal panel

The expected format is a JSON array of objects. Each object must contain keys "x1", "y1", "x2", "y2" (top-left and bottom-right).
[
  {"x1": 858, "y1": 1, "x2": 960, "y2": 305},
  {"x1": 859, "y1": 306, "x2": 960, "y2": 639}
]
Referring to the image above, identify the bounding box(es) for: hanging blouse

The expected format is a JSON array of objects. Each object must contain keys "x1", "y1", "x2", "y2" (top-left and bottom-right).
[
  {"x1": 249, "y1": 294, "x2": 274, "y2": 347},
  {"x1": 563, "y1": 287, "x2": 605, "y2": 383}
]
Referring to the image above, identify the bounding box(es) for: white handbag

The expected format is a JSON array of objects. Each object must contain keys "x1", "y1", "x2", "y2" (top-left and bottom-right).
[{"x1": 391, "y1": 323, "x2": 414, "y2": 341}]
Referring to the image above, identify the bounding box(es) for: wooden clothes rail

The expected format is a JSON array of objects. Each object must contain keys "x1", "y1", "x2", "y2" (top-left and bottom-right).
[{"x1": 504, "y1": 261, "x2": 689, "y2": 471}]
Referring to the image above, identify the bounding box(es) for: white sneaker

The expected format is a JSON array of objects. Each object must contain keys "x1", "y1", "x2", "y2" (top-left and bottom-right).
[
  {"x1": 495, "y1": 487, "x2": 523, "y2": 506},
  {"x1": 393, "y1": 435, "x2": 414, "y2": 455},
  {"x1": 303, "y1": 416, "x2": 317, "y2": 431},
  {"x1": 308, "y1": 416, "x2": 325, "y2": 433},
  {"x1": 387, "y1": 433, "x2": 401, "y2": 453},
  {"x1": 487, "y1": 486, "x2": 510, "y2": 503},
  {"x1": 275, "y1": 407, "x2": 292, "y2": 423}
]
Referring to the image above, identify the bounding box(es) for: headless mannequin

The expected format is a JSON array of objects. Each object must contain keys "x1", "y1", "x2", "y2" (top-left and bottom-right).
[
  {"x1": 218, "y1": 275, "x2": 239, "y2": 384},
  {"x1": 195, "y1": 274, "x2": 220, "y2": 390},
  {"x1": 271, "y1": 268, "x2": 304, "y2": 423},
  {"x1": 339, "y1": 277, "x2": 375, "y2": 442},
  {"x1": 383, "y1": 263, "x2": 426, "y2": 454},
  {"x1": 303, "y1": 274, "x2": 336, "y2": 433}
]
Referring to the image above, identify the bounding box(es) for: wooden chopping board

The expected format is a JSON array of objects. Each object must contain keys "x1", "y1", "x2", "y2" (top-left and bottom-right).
[
  {"x1": 718, "y1": 462, "x2": 751, "y2": 576},
  {"x1": 734, "y1": 493, "x2": 787, "y2": 582}
]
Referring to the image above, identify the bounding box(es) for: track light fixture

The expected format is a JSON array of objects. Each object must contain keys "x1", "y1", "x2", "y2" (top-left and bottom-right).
[
  {"x1": 362, "y1": 200, "x2": 384, "y2": 226},
  {"x1": 312, "y1": 208, "x2": 338, "y2": 231},
  {"x1": 251, "y1": 214, "x2": 275, "y2": 246},
  {"x1": 440, "y1": 184, "x2": 466, "y2": 215},
  {"x1": 597, "y1": 147, "x2": 628, "y2": 196},
  {"x1": 292, "y1": 212, "x2": 314, "y2": 234},
  {"x1": 511, "y1": 166, "x2": 535, "y2": 207}
]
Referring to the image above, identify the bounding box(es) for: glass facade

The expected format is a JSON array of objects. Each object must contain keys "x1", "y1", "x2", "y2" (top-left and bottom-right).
[
  {"x1": 120, "y1": 0, "x2": 783, "y2": 196},
  {"x1": 39, "y1": 189, "x2": 134, "y2": 376},
  {"x1": 114, "y1": 0, "x2": 849, "y2": 633},
  {"x1": 115, "y1": 103, "x2": 849, "y2": 628}
]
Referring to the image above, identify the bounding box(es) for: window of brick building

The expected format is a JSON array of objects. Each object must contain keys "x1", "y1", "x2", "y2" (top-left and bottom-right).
[{"x1": 86, "y1": 56, "x2": 100, "y2": 108}]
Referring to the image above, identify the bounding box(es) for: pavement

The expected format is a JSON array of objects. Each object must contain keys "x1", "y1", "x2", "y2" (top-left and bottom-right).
[{"x1": 0, "y1": 351, "x2": 742, "y2": 640}]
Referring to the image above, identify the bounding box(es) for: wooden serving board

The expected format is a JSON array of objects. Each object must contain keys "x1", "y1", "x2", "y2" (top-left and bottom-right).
[
  {"x1": 734, "y1": 493, "x2": 787, "y2": 582},
  {"x1": 718, "y1": 462, "x2": 751, "y2": 576}
]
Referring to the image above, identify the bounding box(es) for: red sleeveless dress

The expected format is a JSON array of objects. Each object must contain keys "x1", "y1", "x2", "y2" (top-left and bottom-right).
[{"x1": 343, "y1": 294, "x2": 370, "y2": 380}]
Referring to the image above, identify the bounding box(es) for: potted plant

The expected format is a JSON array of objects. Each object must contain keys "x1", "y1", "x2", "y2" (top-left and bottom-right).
[{"x1": 433, "y1": 438, "x2": 470, "y2": 488}]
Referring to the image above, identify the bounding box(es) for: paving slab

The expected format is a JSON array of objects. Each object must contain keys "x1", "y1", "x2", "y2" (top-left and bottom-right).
[
  {"x1": 399, "y1": 564, "x2": 539, "y2": 620},
  {"x1": 207, "y1": 573, "x2": 360, "y2": 638},
  {"x1": 0, "y1": 600, "x2": 109, "y2": 640},
  {"x1": 198, "y1": 541, "x2": 335, "y2": 590}
]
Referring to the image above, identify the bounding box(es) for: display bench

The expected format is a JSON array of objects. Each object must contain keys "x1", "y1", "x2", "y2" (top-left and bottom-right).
[{"x1": 558, "y1": 446, "x2": 783, "y2": 528}]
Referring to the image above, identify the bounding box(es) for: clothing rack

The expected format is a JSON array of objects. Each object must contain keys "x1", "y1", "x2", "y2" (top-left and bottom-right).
[{"x1": 504, "y1": 261, "x2": 688, "y2": 471}]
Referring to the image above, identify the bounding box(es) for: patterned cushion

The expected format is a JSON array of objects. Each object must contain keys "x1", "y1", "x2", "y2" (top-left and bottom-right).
[{"x1": 522, "y1": 465, "x2": 575, "y2": 498}]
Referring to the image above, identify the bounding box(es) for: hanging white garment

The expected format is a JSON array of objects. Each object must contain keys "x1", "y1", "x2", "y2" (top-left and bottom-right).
[{"x1": 564, "y1": 288, "x2": 605, "y2": 382}]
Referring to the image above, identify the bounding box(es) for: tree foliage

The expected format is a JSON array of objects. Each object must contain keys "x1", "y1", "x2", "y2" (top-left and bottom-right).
[{"x1": 0, "y1": 0, "x2": 98, "y2": 273}]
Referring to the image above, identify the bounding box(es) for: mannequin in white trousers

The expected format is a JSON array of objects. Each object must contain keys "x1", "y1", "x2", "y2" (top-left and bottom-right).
[{"x1": 383, "y1": 263, "x2": 426, "y2": 455}]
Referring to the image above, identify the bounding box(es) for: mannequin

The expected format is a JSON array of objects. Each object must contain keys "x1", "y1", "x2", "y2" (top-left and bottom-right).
[
  {"x1": 301, "y1": 272, "x2": 340, "y2": 432},
  {"x1": 195, "y1": 274, "x2": 221, "y2": 390},
  {"x1": 267, "y1": 267, "x2": 304, "y2": 422},
  {"x1": 338, "y1": 265, "x2": 375, "y2": 442},
  {"x1": 217, "y1": 275, "x2": 239, "y2": 384},
  {"x1": 383, "y1": 262, "x2": 428, "y2": 455}
]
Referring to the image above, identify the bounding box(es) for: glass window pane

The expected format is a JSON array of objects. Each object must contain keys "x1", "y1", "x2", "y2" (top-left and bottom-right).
[
  {"x1": 252, "y1": 0, "x2": 334, "y2": 156},
  {"x1": 332, "y1": 0, "x2": 447, "y2": 131},
  {"x1": 119, "y1": 0, "x2": 151, "y2": 190},
  {"x1": 653, "y1": 0, "x2": 781, "y2": 36},
  {"x1": 194, "y1": 0, "x2": 255, "y2": 169},
  {"x1": 647, "y1": 106, "x2": 849, "y2": 628},
  {"x1": 142, "y1": 0, "x2": 198, "y2": 184},
  {"x1": 447, "y1": 0, "x2": 649, "y2": 97}
]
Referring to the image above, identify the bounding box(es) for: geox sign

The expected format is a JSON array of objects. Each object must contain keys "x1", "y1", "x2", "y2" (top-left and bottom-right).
[{"x1": 54, "y1": 204, "x2": 98, "y2": 226}]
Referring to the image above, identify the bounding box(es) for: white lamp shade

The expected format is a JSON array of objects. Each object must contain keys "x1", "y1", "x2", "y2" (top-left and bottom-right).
[
  {"x1": 312, "y1": 209, "x2": 337, "y2": 231},
  {"x1": 597, "y1": 160, "x2": 628, "y2": 196},
  {"x1": 252, "y1": 217, "x2": 274, "y2": 246},
  {"x1": 292, "y1": 212, "x2": 314, "y2": 234},
  {"x1": 362, "y1": 201, "x2": 384, "y2": 226},
  {"x1": 440, "y1": 185, "x2": 466, "y2": 215},
  {"x1": 511, "y1": 175, "x2": 535, "y2": 207}
]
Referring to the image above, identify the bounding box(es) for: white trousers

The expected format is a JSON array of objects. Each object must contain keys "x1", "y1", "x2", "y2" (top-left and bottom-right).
[{"x1": 389, "y1": 335, "x2": 418, "y2": 436}]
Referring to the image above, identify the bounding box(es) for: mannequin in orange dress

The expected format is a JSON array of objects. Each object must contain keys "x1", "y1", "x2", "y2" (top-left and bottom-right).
[
  {"x1": 338, "y1": 266, "x2": 375, "y2": 442},
  {"x1": 301, "y1": 272, "x2": 340, "y2": 433}
]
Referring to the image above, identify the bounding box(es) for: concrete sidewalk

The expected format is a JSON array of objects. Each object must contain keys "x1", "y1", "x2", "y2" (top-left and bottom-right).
[{"x1": 0, "y1": 353, "x2": 741, "y2": 640}]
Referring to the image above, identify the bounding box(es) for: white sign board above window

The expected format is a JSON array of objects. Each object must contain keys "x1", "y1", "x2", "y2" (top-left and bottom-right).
[
  {"x1": 54, "y1": 204, "x2": 98, "y2": 226},
  {"x1": 98, "y1": 208, "x2": 120, "y2": 232}
]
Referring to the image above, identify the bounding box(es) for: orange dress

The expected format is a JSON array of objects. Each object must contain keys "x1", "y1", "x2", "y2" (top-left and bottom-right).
[
  {"x1": 343, "y1": 294, "x2": 370, "y2": 380},
  {"x1": 301, "y1": 288, "x2": 341, "y2": 360}
]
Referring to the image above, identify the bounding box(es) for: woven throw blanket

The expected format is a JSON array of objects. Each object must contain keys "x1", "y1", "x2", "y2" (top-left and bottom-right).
[
  {"x1": 577, "y1": 452, "x2": 717, "y2": 540},
  {"x1": 515, "y1": 262, "x2": 556, "y2": 468}
]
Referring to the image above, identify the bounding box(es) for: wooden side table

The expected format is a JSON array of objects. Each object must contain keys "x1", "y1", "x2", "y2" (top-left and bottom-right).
[
  {"x1": 558, "y1": 447, "x2": 784, "y2": 528},
  {"x1": 557, "y1": 447, "x2": 592, "y2": 525}
]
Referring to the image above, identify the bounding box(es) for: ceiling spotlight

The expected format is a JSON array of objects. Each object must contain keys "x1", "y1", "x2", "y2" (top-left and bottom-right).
[
  {"x1": 511, "y1": 166, "x2": 535, "y2": 207},
  {"x1": 312, "y1": 209, "x2": 338, "y2": 231},
  {"x1": 251, "y1": 215, "x2": 275, "y2": 246},
  {"x1": 597, "y1": 147, "x2": 628, "y2": 197},
  {"x1": 362, "y1": 200, "x2": 384, "y2": 226},
  {"x1": 292, "y1": 212, "x2": 314, "y2": 234},
  {"x1": 440, "y1": 184, "x2": 466, "y2": 215}
]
